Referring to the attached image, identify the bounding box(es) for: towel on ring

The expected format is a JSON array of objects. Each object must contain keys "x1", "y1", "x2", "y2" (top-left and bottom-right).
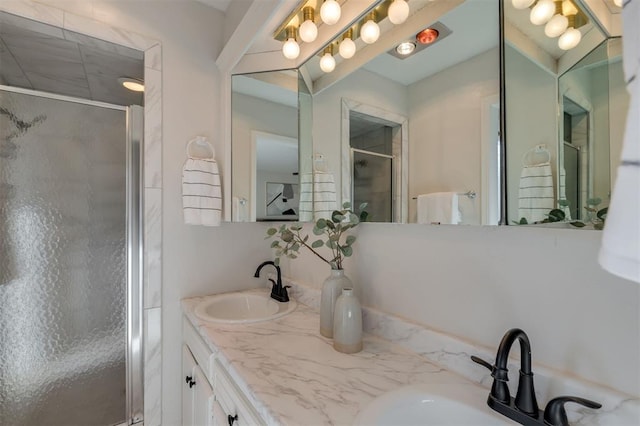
[
  {"x1": 416, "y1": 192, "x2": 461, "y2": 225},
  {"x1": 299, "y1": 172, "x2": 337, "y2": 222},
  {"x1": 599, "y1": 0, "x2": 640, "y2": 284},
  {"x1": 182, "y1": 156, "x2": 222, "y2": 227},
  {"x1": 518, "y1": 163, "x2": 554, "y2": 223}
]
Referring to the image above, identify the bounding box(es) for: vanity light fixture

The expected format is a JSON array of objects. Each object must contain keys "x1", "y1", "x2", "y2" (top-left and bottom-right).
[
  {"x1": 299, "y1": 6, "x2": 318, "y2": 43},
  {"x1": 360, "y1": 10, "x2": 380, "y2": 44},
  {"x1": 319, "y1": 45, "x2": 336, "y2": 72},
  {"x1": 396, "y1": 41, "x2": 415, "y2": 55},
  {"x1": 388, "y1": 0, "x2": 410, "y2": 25},
  {"x1": 558, "y1": 15, "x2": 581, "y2": 50},
  {"x1": 544, "y1": 1, "x2": 568, "y2": 37},
  {"x1": 613, "y1": 0, "x2": 622, "y2": 6},
  {"x1": 512, "y1": 0, "x2": 535, "y2": 9},
  {"x1": 282, "y1": 26, "x2": 300, "y2": 59},
  {"x1": 320, "y1": 0, "x2": 341, "y2": 25},
  {"x1": 118, "y1": 77, "x2": 144, "y2": 92},
  {"x1": 339, "y1": 28, "x2": 356, "y2": 59},
  {"x1": 530, "y1": 0, "x2": 555, "y2": 25}
]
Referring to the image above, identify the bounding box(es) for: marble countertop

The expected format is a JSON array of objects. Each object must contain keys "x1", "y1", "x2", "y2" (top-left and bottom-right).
[{"x1": 182, "y1": 289, "x2": 481, "y2": 425}]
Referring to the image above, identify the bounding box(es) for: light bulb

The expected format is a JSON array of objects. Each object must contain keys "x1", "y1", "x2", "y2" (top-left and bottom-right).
[
  {"x1": 396, "y1": 42, "x2": 415, "y2": 56},
  {"x1": 558, "y1": 27, "x2": 581, "y2": 50},
  {"x1": 282, "y1": 38, "x2": 300, "y2": 59},
  {"x1": 320, "y1": 0, "x2": 341, "y2": 25},
  {"x1": 319, "y1": 53, "x2": 336, "y2": 73},
  {"x1": 530, "y1": 0, "x2": 555, "y2": 25},
  {"x1": 613, "y1": 0, "x2": 622, "y2": 6},
  {"x1": 360, "y1": 19, "x2": 380, "y2": 44},
  {"x1": 512, "y1": 0, "x2": 535, "y2": 9},
  {"x1": 299, "y1": 19, "x2": 318, "y2": 43},
  {"x1": 388, "y1": 0, "x2": 410, "y2": 25},
  {"x1": 339, "y1": 37, "x2": 356, "y2": 59},
  {"x1": 545, "y1": 14, "x2": 568, "y2": 37}
]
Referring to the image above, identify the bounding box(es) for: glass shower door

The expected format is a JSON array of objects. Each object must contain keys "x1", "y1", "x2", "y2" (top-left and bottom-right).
[{"x1": 0, "y1": 89, "x2": 133, "y2": 425}]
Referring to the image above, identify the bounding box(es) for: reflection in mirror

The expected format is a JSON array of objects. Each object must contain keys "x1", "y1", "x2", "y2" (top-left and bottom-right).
[
  {"x1": 504, "y1": 1, "x2": 626, "y2": 226},
  {"x1": 307, "y1": 0, "x2": 500, "y2": 224},
  {"x1": 231, "y1": 70, "x2": 299, "y2": 221}
]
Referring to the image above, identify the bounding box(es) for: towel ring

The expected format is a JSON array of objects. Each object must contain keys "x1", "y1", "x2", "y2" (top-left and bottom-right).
[
  {"x1": 522, "y1": 144, "x2": 550, "y2": 167},
  {"x1": 187, "y1": 136, "x2": 215, "y2": 159}
]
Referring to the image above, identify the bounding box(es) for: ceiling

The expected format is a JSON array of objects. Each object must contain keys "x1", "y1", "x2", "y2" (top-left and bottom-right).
[
  {"x1": 195, "y1": 0, "x2": 234, "y2": 13},
  {"x1": 0, "y1": 12, "x2": 144, "y2": 106}
]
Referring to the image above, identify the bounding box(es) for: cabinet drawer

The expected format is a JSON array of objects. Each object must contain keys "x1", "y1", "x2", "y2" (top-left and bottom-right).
[
  {"x1": 183, "y1": 317, "x2": 216, "y2": 382},
  {"x1": 213, "y1": 360, "x2": 264, "y2": 425}
]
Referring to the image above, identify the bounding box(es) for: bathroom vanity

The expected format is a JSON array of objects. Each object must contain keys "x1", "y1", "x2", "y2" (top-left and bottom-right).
[{"x1": 182, "y1": 287, "x2": 638, "y2": 425}]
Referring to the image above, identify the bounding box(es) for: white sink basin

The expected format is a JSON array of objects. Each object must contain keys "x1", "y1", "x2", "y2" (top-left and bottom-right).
[
  {"x1": 194, "y1": 292, "x2": 297, "y2": 324},
  {"x1": 353, "y1": 383, "x2": 510, "y2": 425}
]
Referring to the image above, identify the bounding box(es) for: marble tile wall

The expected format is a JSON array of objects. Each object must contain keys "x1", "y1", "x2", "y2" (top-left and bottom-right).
[{"x1": 0, "y1": 2, "x2": 163, "y2": 424}]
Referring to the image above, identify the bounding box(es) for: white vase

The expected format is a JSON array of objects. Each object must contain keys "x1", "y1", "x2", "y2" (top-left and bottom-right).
[
  {"x1": 319, "y1": 269, "x2": 352, "y2": 338},
  {"x1": 333, "y1": 288, "x2": 363, "y2": 354}
]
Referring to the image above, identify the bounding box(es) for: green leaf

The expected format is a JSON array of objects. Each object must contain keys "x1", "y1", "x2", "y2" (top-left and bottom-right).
[
  {"x1": 326, "y1": 220, "x2": 336, "y2": 230},
  {"x1": 557, "y1": 199, "x2": 569, "y2": 207},
  {"x1": 569, "y1": 221, "x2": 586, "y2": 228},
  {"x1": 291, "y1": 243, "x2": 300, "y2": 252},
  {"x1": 548, "y1": 209, "x2": 565, "y2": 222},
  {"x1": 597, "y1": 207, "x2": 608, "y2": 222},
  {"x1": 312, "y1": 226, "x2": 324, "y2": 235},
  {"x1": 359, "y1": 202, "x2": 368, "y2": 211},
  {"x1": 329, "y1": 233, "x2": 339, "y2": 242},
  {"x1": 303, "y1": 235, "x2": 309, "y2": 243},
  {"x1": 587, "y1": 197, "x2": 602, "y2": 206},
  {"x1": 288, "y1": 254, "x2": 298, "y2": 259},
  {"x1": 359, "y1": 211, "x2": 369, "y2": 222},
  {"x1": 290, "y1": 225, "x2": 302, "y2": 231},
  {"x1": 340, "y1": 245, "x2": 353, "y2": 257},
  {"x1": 316, "y1": 218, "x2": 327, "y2": 229},
  {"x1": 326, "y1": 240, "x2": 337, "y2": 249},
  {"x1": 331, "y1": 211, "x2": 344, "y2": 223},
  {"x1": 311, "y1": 239, "x2": 324, "y2": 248},
  {"x1": 519, "y1": 218, "x2": 528, "y2": 225},
  {"x1": 345, "y1": 235, "x2": 356, "y2": 245},
  {"x1": 594, "y1": 222, "x2": 604, "y2": 230},
  {"x1": 267, "y1": 228, "x2": 277, "y2": 236},
  {"x1": 342, "y1": 201, "x2": 352, "y2": 209},
  {"x1": 270, "y1": 241, "x2": 280, "y2": 248},
  {"x1": 281, "y1": 229, "x2": 294, "y2": 243},
  {"x1": 274, "y1": 258, "x2": 280, "y2": 266}
]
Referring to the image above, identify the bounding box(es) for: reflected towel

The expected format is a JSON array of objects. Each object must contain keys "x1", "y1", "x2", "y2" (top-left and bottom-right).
[
  {"x1": 299, "y1": 172, "x2": 337, "y2": 222},
  {"x1": 518, "y1": 163, "x2": 554, "y2": 223},
  {"x1": 417, "y1": 192, "x2": 461, "y2": 225},
  {"x1": 600, "y1": 0, "x2": 640, "y2": 284},
  {"x1": 182, "y1": 157, "x2": 222, "y2": 226}
]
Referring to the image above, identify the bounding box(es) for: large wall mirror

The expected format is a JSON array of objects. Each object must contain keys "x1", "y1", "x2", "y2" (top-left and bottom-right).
[
  {"x1": 232, "y1": 0, "x2": 500, "y2": 225},
  {"x1": 504, "y1": 0, "x2": 626, "y2": 226},
  {"x1": 231, "y1": 0, "x2": 624, "y2": 228}
]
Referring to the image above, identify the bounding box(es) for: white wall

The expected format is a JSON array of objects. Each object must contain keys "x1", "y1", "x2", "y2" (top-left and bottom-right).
[
  {"x1": 609, "y1": 60, "x2": 630, "y2": 186},
  {"x1": 407, "y1": 48, "x2": 499, "y2": 224},
  {"x1": 283, "y1": 223, "x2": 640, "y2": 397}
]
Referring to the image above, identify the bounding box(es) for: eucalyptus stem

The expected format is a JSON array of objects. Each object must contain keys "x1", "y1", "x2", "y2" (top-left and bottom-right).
[{"x1": 295, "y1": 229, "x2": 331, "y2": 265}]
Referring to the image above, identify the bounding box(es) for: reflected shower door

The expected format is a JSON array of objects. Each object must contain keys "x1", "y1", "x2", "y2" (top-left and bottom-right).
[
  {"x1": 352, "y1": 150, "x2": 393, "y2": 222},
  {"x1": 0, "y1": 89, "x2": 129, "y2": 425}
]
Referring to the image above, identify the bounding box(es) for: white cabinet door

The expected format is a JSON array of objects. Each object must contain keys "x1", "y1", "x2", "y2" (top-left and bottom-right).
[
  {"x1": 193, "y1": 361, "x2": 215, "y2": 426},
  {"x1": 183, "y1": 345, "x2": 197, "y2": 426}
]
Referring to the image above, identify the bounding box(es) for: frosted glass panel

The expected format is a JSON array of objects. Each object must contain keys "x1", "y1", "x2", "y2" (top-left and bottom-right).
[
  {"x1": 353, "y1": 151, "x2": 393, "y2": 222},
  {"x1": 0, "y1": 90, "x2": 127, "y2": 425}
]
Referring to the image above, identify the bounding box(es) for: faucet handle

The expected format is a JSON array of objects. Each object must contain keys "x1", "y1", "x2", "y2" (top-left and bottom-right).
[
  {"x1": 470, "y1": 355, "x2": 493, "y2": 371},
  {"x1": 543, "y1": 396, "x2": 602, "y2": 426}
]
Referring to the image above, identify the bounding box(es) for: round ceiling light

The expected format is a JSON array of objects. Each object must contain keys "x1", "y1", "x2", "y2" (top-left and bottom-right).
[
  {"x1": 396, "y1": 42, "x2": 416, "y2": 56},
  {"x1": 339, "y1": 37, "x2": 356, "y2": 59},
  {"x1": 319, "y1": 52, "x2": 336, "y2": 73},
  {"x1": 299, "y1": 7, "x2": 318, "y2": 43},
  {"x1": 388, "y1": 0, "x2": 410, "y2": 25},
  {"x1": 416, "y1": 28, "x2": 439, "y2": 44},
  {"x1": 360, "y1": 16, "x2": 380, "y2": 44},
  {"x1": 320, "y1": 0, "x2": 341, "y2": 25},
  {"x1": 558, "y1": 27, "x2": 582, "y2": 50},
  {"x1": 118, "y1": 77, "x2": 144, "y2": 92},
  {"x1": 529, "y1": 0, "x2": 555, "y2": 25},
  {"x1": 545, "y1": 14, "x2": 569, "y2": 38}
]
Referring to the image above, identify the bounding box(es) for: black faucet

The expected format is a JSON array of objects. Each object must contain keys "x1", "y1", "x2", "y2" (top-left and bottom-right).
[
  {"x1": 254, "y1": 261, "x2": 290, "y2": 303},
  {"x1": 471, "y1": 328, "x2": 601, "y2": 426}
]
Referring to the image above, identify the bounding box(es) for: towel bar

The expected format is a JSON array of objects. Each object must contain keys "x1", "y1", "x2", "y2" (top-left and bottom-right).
[{"x1": 412, "y1": 190, "x2": 476, "y2": 200}]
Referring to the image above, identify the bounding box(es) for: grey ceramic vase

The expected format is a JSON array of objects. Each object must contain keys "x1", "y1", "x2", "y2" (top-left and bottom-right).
[
  {"x1": 332, "y1": 288, "x2": 363, "y2": 354},
  {"x1": 319, "y1": 269, "x2": 352, "y2": 338}
]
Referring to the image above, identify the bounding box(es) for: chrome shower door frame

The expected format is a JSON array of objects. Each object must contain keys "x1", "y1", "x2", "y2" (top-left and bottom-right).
[{"x1": 126, "y1": 105, "x2": 145, "y2": 425}]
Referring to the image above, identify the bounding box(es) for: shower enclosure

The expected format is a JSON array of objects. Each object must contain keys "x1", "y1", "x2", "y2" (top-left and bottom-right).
[{"x1": 0, "y1": 88, "x2": 143, "y2": 425}]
